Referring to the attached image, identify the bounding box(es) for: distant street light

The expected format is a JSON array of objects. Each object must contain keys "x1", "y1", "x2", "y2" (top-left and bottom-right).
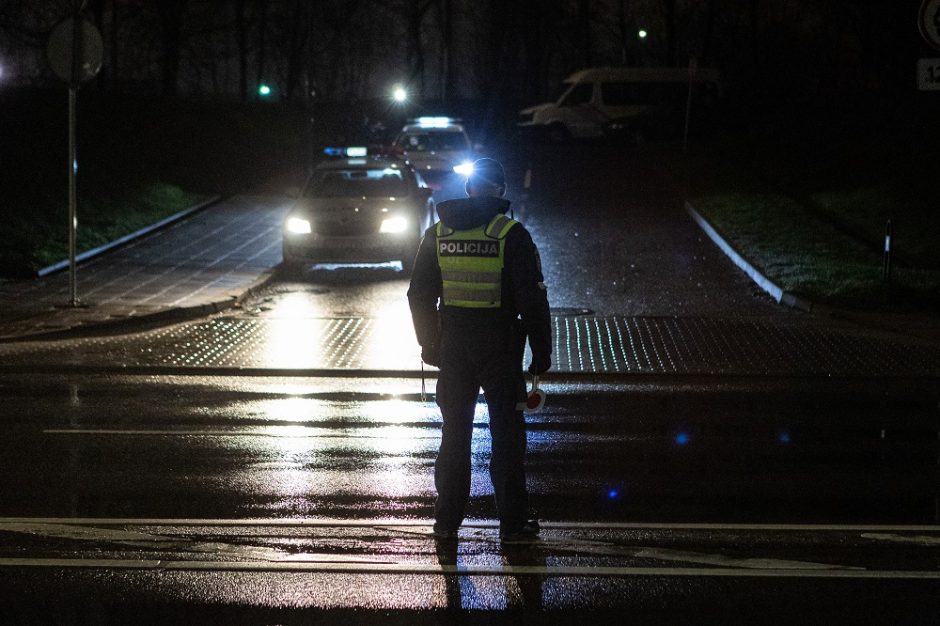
[
  {"x1": 392, "y1": 85, "x2": 407, "y2": 103},
  {"x1": 638, "y1": 29, "x2": 648, "y2": 39},
  {"x1": 258, "y1": 83, "x2": 272, "y2": 97}
]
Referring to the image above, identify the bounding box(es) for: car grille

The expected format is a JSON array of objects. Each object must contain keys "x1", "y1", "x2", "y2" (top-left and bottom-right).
[{"x1": 314, "y1": 218, "x2": 380, "y2": 237}]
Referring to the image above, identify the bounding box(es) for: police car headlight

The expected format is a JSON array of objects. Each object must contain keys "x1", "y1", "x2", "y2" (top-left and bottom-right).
[
  {"x1": 380, "y1": 216, "x2": 408, "y2": 234},
  {"x1": 453, "y1": 161, "x2": 474, "y2": 176},
  {"x1": 286, "y1": 217, "x2": 312, "y2": 234}
]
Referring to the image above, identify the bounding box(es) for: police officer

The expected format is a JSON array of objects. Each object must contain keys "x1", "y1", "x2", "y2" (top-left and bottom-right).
[{"x1": 407, "y1": 158, "x2": 551, "y2": 541}]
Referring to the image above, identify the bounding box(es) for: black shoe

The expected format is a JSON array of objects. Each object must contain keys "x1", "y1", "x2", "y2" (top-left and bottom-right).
[
  {"x1": 499, "y1": 519, "x2": 540, "y2": 542},
  {"x1": 432, "y1": 524, "x2": 459, "y2": 540}
]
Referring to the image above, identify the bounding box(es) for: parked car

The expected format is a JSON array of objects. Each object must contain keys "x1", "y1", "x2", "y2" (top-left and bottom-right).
[
  {"x1": 282, "y1": 148, "x2": 435, "y2": 274},
  {"x1": 517, "y1": 66, "x2": 720, "y2": 142}
]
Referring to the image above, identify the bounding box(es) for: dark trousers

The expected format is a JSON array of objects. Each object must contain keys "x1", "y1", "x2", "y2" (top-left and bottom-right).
[{"x1": 434, "y1": 317, "x2": 528, "y2": 531}]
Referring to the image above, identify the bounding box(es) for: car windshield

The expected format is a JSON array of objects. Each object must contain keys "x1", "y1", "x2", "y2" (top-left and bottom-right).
[
  {"x1": 306, "y1": 168, "x2": 409, "y2": 198},
  {"x1": 396, "y1": 131, "x2": 469, "y2": 152}
]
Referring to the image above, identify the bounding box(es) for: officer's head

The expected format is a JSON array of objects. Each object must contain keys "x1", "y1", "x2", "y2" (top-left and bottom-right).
[{"x1": 465, "y1": 158, "x2": 506, "y2": 198}]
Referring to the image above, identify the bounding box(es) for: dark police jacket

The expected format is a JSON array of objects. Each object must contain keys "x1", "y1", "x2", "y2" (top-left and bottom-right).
[{"x1": 407, "y1": 196, "x2": 551, "y2": 364}]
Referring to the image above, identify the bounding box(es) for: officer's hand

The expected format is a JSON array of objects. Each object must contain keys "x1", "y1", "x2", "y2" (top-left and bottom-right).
[
  {"x1": 528, "y1": 354, "x2": 551, "y2": 376},
  {"x1": 421, "y1": 344, "x2": 441, "y2": 368}
]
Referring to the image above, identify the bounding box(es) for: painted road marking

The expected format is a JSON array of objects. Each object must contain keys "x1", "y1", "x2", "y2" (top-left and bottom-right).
[
  {"x1": 0, "y1": 521, "x2": 870, "y2": 572},
  {"x1": 0, "y1": 557, "x2": 937, "y2": 579},
  {"x1": 380, "y1": 526, "x2": 861, "y2": 571},
  {"x1": 630, "y1": 546, "x2": 861, "y2": 571},
  {"x1": 1, "y1": 519, "x2": 937, "y2": 578},
  {"x1": 861, "y1": 533, "x2": 940, "y2": 546},
  {"x1": 2, "y1": 518, "x2": 939, "y2": 533},
  {"x1": 43, "y1": 429, "x2": 439, "y2": 439}
]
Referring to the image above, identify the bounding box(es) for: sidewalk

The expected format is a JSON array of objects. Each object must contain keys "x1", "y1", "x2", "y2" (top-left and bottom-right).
[
  {"x1": 0, "y1": 189, "x2": 936, "y2": 381},
  {"x1": 0, "y1": 196, "x2": 290, "y2": 341},
  {"x1": 1, "y1": 311, "x2": 938, "y2": 379}
]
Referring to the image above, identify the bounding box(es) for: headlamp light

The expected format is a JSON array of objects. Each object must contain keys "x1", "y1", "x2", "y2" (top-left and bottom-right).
[
  {"x1": 453, "y1": 161, "x2": 474, "y2": 176},
  {"x1": 286, "y1": 217, "x2": 312, "y2": 234},
  {"x1": 380, "y1": 216, "x2": 408, "y2": 233}
]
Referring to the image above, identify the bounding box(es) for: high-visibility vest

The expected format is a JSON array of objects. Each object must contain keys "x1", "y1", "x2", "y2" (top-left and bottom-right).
[{"x1": 436, "y1": 213, "x2": 518, "y2": 308}]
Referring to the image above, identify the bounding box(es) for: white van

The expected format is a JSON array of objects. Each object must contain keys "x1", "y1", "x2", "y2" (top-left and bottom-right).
[{"x1": 517, "y1": 66, "x2": 720, "y2": 141}]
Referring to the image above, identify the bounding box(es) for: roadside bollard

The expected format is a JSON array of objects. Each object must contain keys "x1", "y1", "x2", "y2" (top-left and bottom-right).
[{"x1": 883, "y1": 220, "x2": 892, "y2": 284}]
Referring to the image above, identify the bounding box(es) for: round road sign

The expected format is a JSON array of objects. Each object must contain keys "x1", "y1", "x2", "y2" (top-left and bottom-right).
[
  {"x1": 920, "y1": 0, "x2": 940, "y2": 51},
  {"x1": 46, "y1": 17, "x2": 104, "y2": 84}
]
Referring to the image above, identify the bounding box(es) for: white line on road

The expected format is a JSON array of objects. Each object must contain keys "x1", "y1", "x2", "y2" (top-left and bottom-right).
[
  {"x1": 0, "y1": 557, "x2": 938, "y2": 579},
  {"x1": 2, "y1": 518, "x2": 939, "y2": 533},
  {"x1": 0, "y1": 521, "x2": 875, "y2": 572},
  {"x1": 42, "y1": 429, "x2": 438, "y2": 438},
  {"x1": 861, "y1": 533, "x2": 940, "y2": 546},
  {"x1": 382, "y1": 526, "x2": 862, "y2": 570}
]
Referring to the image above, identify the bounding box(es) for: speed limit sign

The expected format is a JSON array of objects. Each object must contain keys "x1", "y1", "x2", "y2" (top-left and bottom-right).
[{"x1": 920, "y1": 0, "x2": 940, "y2": 51}]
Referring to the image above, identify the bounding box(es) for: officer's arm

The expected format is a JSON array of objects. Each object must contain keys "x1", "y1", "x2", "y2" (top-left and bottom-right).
[
  {"x1": 406, "y1": 228, "x2": 442, "y2": 350},
  {"x1": 507, "y1": 227, "x2": 552, "y2": 366}
]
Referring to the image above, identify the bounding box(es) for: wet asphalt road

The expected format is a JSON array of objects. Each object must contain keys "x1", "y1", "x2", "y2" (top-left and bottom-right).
[
  {"x1": 0, "y1": 374, "x2": 938, "y2": 622},
  {"x1": 1, "y1": 141, "x2": 938, "y2": 622},
  {"x1": 0, "y1": 375, "x2": 937, "y2": 524}
]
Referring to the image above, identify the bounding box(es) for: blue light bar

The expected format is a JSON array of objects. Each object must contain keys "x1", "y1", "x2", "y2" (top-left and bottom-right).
[
  {"x1": 416, "y1": 116, "x2": 452, "y2": 128},
  {"x1": 323, "y1": 146, "x2": 369, "y2": 157}
]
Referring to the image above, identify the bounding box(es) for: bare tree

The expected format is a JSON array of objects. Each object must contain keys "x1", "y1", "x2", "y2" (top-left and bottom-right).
[
  {"x1": 234, "y1": 0, "x2": 247, "y2": 100},
  {"x1": 578, "y1": 0, "x2": 592, "y2": 67},
  {"x1": 439, "y1": 0, "x2": 451, "y2": 102},
  {"x1": 255, "y1": 0, "x2": 268, "y2": 97},
  {"x1": 154, "y1": 0, "x2": 188, "y2": 95},
  {"x1": 661, "y1": 0, "x2": 676, "y2": 66},
  {"x1": 701, "y1": 0, "x2": 717, "y2": 66},
  {"x1": 403, "y1": 0, "x2": 433, "y2": 95},
  {"x1": 282, "y1": 0, "x2": 308, "y2": 100}
]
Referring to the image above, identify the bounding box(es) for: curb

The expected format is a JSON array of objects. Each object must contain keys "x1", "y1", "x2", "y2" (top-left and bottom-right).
[
  {"x1": 36, "y1": 195, "x2": 224, "y2": 277},
  {"x1": 0, "y1": 266, "x2": 281, "y2": 343},
  {"x1": 685, "y1": 201, "x2": 813, "y2": 313}
]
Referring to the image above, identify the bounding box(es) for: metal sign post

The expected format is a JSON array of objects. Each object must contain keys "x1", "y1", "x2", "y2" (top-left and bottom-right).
[
  {"x1": 45, "y1": 12, "x2": 103, "y2": 306},
  {"x1": 68, "y1": 83, "x2": 77, "y2": 305}
]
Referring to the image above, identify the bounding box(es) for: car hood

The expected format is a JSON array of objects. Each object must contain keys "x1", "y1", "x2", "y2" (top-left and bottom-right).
[
  {"x1": 292, "y1": 195, "x2": 412, "y2": 215},
  {"x1": 404, "y1": 150, "x2": 468, "y2": 165}
]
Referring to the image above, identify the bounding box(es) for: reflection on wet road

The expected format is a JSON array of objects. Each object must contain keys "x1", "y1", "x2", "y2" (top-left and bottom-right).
[
  {"x1": 1, "y1": 374, "x2": 936, "y2": 524},
  {"x1": 1, "y1": 517, "x2": 939, "y2": 614},
  {"x1": 0, "y1": 369, "x2": 938, "y2": 618}
]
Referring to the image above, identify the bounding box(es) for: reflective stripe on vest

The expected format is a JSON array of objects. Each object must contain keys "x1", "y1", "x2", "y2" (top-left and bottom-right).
[{"x1": 437, "y1": 214, "x2": 518, "y2": 308}]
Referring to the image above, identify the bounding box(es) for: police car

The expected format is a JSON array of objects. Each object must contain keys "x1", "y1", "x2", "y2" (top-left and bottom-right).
[
  {"x1": 282, "y1": 147, "x2": 435, "y2": 274},
  {"x1": 392, "y1": 117, "x2": 476, "y2": 181}
]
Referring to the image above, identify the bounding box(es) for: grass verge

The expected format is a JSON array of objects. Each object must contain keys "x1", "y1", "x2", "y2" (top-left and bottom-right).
[
  {"x1": 677, "y1": 113, "x2": 940, "y2": 312},
  {"x1": 30, "y1": 184, "x2": 206, "y2": 269},
  {"x1": 692, "y1": 192, "x2": 940, "y2": 310},
  {"x1": 0, "y1": 88, "x2": 305, "y2": 277}
]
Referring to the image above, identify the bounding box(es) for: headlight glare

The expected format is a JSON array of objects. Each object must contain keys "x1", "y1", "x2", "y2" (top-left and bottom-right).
[
  {"x1": 453, "y1": 161, "x2": 474, "y2": 176},
  {"x1": 380, "y1": 216, "x2": 408, "y2": 233},
  {"x1": 286, "y1": 217, "x2": 312, "y2": 234}
]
